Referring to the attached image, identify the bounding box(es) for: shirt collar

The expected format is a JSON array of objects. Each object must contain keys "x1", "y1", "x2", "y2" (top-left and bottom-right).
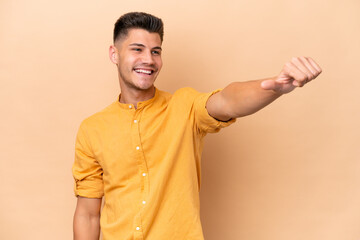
[{"x1": 116, "y1": 87, "x2": 159, "y2": 110}]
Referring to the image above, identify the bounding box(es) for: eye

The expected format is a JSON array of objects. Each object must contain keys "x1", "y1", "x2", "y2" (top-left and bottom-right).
[
  {"x1": 152, "y1": 50, "x2": 161, "y2": 55},
  {"x1": 132, "y1": 48, "x2": 142, "y2": 52}
]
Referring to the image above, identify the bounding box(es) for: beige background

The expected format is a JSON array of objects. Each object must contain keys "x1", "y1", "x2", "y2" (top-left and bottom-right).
[{"x1": 1, "y1": 0, "x2": 359, "y2": 239}]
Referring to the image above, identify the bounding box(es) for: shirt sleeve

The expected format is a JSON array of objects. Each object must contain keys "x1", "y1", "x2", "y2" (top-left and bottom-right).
[
  {"x1": 193, "y1": 88, "x2": 236, "y2": 134},
  {"x1": 72, "y1": 121, "x2": 104, "y2": 198}
]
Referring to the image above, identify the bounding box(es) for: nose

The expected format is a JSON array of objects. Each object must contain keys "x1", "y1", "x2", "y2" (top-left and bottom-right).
[{"x1": 141, "y1": 50, "x2": 155, "y2": 65}]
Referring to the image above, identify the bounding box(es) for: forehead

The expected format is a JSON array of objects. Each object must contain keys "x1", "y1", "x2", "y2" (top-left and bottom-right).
[{"x1": 116, "y1": 28, "x2": 162, "y2": 48}]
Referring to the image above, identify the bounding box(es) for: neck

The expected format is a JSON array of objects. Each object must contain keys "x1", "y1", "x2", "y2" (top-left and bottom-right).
[{"x1": 119, "y1": 85, "x2": 156, "y2": 109}]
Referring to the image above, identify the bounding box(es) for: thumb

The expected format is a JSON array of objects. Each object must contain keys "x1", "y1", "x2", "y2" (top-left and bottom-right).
[{"x1": 261, "y1": 79, "x2": 279, "y2": 91}]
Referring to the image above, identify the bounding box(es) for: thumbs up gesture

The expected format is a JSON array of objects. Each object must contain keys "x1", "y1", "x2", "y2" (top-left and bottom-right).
[{"x1": 261, "y1": 57, "x2": 322, "y2": 94}]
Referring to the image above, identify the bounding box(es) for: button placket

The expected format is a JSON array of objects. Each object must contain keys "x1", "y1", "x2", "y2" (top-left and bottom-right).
[
  {"x1": 136, "y1": 110, "x2": 149, "y2": 199},
  {"x1": 131, "y1": 108, "x2": 149, "y2": 239},
  {"x1": 133, "y1": 214, "x2": 144, "y2": 239}
]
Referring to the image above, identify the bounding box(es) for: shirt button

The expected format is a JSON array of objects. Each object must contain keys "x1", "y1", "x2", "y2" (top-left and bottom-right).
[
  {"x1": 142, "y1": 200, "x2": 146, "y2": 204},
  {"x1": 142, "y1": 173, "x2": 146, "y2": 176},
  {"x1": 134, "y1": 120, "x2": 137, "y2": 123},
  {"x1": 136, "y1": 227, "x2": 140, "y2": 230},
  {"x1": 136, "y1": 146, "x2": 140, "y2": 150},
  {"x1": 129, "y1": 105, "x2": 132, "y2": 109}
]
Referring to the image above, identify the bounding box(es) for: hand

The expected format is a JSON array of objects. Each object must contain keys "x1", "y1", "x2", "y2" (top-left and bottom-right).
[{"x1": 261, "y1": 56, "x2": 322, "y2": 94}]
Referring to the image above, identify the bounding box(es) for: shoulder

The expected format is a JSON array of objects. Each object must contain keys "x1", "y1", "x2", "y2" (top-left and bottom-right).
[
  {"x1": 79, "y1": 101, "x2": 119, "y2": 131},
  {"x1": 154, "y1": 88, "x2": 201, "y2": 106},
  {"x1": 156, "y1": 88, "x2": 172, "y2": 102},
  {"x1": 174, "y1": 87, "x2": 200, "y2": 96},
  {"x1": 172, "y1": 87, "x2": 202, "y2": 101}
]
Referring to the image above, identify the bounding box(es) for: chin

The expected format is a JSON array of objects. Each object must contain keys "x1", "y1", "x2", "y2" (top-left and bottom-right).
[
  {"x1": 135, "y1": 80, "x2": 156, "y2": 90},
  {"x1": 130, "y1": 82, "x2": 153, "y2": 91}
]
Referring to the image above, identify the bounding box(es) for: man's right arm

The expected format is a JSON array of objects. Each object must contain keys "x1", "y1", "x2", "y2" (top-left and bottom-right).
[{"x1": 73, "y1": 196, "x2": 102, "y2": 240}]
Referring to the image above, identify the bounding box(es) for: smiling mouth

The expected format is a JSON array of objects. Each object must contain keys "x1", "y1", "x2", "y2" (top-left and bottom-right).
[{"x1": 134, "y1": 68, "x2": 155, "y2": 75}]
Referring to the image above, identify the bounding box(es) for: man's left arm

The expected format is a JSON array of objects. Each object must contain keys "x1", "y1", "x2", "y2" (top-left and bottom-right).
[{"x1": 206, "y1": 56, "x2": 322, "y2": 121}]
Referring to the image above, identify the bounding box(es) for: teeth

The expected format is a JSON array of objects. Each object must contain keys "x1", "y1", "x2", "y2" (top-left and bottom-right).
[{"x1": 134, "y1": 69, "x2": 152, "y2": 74}]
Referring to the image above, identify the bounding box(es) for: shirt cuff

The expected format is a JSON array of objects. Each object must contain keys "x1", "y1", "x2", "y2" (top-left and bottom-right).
[{"x1": 194, "y1": 89, "x2": 236, "y2": 133}]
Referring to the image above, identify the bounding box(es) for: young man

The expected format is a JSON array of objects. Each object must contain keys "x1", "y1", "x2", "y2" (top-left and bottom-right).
[{"x1": 72, "y1": 12, "x2": 322, "y2": 240}]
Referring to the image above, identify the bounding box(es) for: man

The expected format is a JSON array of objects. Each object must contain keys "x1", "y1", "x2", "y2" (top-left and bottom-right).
[{"x1": 72, "y1": 12, "x2": 322, "y2": 240}]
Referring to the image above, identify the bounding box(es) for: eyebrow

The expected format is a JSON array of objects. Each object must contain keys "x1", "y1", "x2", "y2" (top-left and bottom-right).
[{"x1": 129, "y1": 43, "x2": 162, "y2": 51}]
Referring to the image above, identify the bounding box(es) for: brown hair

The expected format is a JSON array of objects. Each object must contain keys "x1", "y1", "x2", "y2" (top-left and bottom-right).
[{"x1": 113, "y1": 12, "x2": 164, "y2": 43}]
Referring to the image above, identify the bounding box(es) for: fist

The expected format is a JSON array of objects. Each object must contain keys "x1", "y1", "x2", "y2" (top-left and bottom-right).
[{"x1": 261, "y1": 56, "x2": 322, "y2": 94}]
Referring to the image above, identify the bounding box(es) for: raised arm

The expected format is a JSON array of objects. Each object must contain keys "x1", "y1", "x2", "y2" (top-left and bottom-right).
[
  {"x1": 73, "y1": 196, "x2": 102, "y2": 240},
  {"x1": 206, "y1": 56, "x2": 322, "y2": 121}
]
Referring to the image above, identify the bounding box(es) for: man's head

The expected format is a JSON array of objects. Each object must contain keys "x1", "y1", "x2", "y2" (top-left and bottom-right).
[
  {"x1": 109, "y1": 12, "x2": 164, "y2": 94},
  {"x1": 113, "y1": 12, "x2": 164, "y2": 43}
]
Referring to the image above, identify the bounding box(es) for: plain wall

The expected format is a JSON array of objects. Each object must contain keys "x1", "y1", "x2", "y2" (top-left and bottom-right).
[{"x1": 1, "y1": 0, "x2": 359, "y2": 239}]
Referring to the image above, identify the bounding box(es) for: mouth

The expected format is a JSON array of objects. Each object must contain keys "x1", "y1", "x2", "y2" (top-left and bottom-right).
[{"x1": 133, "y1": 68, "x2": 155, "y2": 75}]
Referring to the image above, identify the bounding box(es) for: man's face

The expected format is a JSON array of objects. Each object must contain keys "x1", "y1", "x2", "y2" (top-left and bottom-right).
[{"x1": 110, "y1": 28, "x2": 163, "y2": 92}]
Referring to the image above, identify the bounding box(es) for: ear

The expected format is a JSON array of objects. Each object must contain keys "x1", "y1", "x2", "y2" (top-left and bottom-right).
[{"x1": 109, "y1": 45, "x2": 118, "y2": 64}]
